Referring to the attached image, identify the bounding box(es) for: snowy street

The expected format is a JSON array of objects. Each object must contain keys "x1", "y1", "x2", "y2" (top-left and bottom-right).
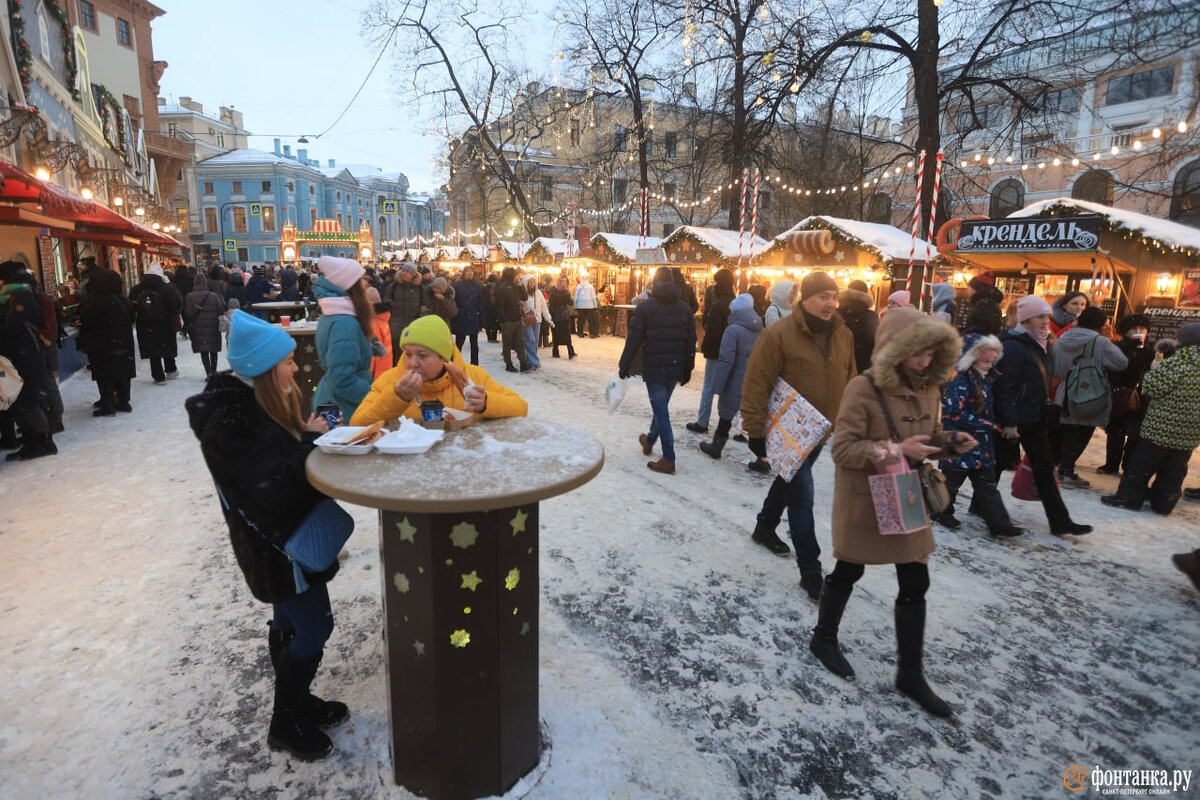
[{"x1": 2, "y1": 333, "x2": 1198, "y2": 800}]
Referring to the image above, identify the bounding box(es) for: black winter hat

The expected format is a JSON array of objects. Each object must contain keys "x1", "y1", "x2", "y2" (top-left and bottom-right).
[
  {"x1": 1116, "y1": 313, "x2": 1151, "y2": 335},
  {"x1": 0, "y1": 260, "x2": 30, "y2": 283},
  {"x1": 1077, "y1": 306, "x2": 1108, "y2": 331}
]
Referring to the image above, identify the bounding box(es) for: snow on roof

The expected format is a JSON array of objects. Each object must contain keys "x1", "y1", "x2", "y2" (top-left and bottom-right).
[
  {"x1": 590, "y1": 232, "x2": 664, "y2": 260},
  {"x1": 459, "y1": 244, "x2": 489, "y2": 259},
  {"x1": 530, "y1": 237, "x2": 570, "y2": 255},
  {"x1": 196, "y1": 148, "x2": 323, "y2": 174},
  {"x1": 1008, "y1": 197, "x2": 1200, "y2": 253},
  {"x1": 780, "y1": 216, "x2": 934, "y2": 261},
  {"x1": 662, "y1": 226, "x2": 769, "y2": 258},
  {"x1": 496, "y1": 240, "x2": 531, "y2": 258}
]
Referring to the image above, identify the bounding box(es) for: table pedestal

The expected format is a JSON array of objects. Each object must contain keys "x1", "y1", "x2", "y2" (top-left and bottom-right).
[{"x1": 379, "y1": 503, "x2": 540, "y2": 800}]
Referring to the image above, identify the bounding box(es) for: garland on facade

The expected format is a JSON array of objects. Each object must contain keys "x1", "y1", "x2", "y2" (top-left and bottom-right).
[
  {"x1": 7, "y1": 0, "x2": 80, "y2": 102},
  {"x1": 95, "y1": 85, "x2": 130, "y2": 164}
]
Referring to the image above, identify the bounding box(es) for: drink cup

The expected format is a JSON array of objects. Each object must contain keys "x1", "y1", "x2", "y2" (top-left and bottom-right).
[{"x1": 280, "y1": 315, "x2": 291, "y2": 328}]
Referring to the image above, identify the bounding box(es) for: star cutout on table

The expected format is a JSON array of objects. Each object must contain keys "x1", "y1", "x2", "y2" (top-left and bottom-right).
[
  {"x1": 460, "y1": 570, "x2": 482, "y2": 592},
  {"x1": 504, "y1": 567, "x2": 521, "y2": 591},
  {"x1": 450, "y1": 629, "x2": 471, "y2": 648},
  {"x1": 520, "y1": 621, "x2": 531, "y2": 636},
  {"x1": 395, "y1": 517, "x2": 417, "y2": 543},
  {"x1": 449, "y1": 522, "x2": 479, "y2": 549},
  {"x1": 510, "y1": 509, "x2": 528, "y2": 536},
  {"x1": 412, "y1": 640, "x2": 425, "y2": 656},
  {"x1": 833, "y1": 249, "x2": 846, "y2": 262},
  {"x1": 392, "y1": 572, "x2": 410, "y2": 594},
  {"x1": 304, "y1": 343, "x2": 315, "y2": 354}
]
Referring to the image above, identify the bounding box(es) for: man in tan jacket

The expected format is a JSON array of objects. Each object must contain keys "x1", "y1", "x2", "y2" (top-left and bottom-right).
[{"x1": 741, "y1": 271, "x2": 857, "y2": 601}]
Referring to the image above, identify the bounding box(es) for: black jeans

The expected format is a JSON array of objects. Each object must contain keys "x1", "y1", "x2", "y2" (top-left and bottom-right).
[
  {"x1": 95, "y1": 370, "x2": 131, "y2": 411},
  {"x1": 455, "y1": 333, "x2": 480, "y2": 366},
  {"x1": 1017, "y1": 424, "x2": 1073, "y2": 528},
  {"x1": 1058, "y1": 424, "x2": 1095, "y2": 476},
  {"x1": 577, "y1": 308, "x2": 599, "y2": 338},
  {"x1": 943, "y1": 467, "x2": 1012, "y2": 531},
  {"x1": 501, "y1": 321, "x2": 528, "y2": 370},
  {"x1": 828, "y1": 560, "x2": 930, "y2": 605},
  {"x1": 1104, "y1": 414, "x2": 1142, "y2": 471},
  {"x1": 755, "y1": 444, "x2": 824, "y2": 576},
  {"x1": 1115, "y1": 439, "x2": 1192, "y2": 515},
  {"x1": 149, "y1": 356, "x2": 177, "y2": 382},
  {"x1": 199, "y1": 351, "x2": 219, "y2": 376}
]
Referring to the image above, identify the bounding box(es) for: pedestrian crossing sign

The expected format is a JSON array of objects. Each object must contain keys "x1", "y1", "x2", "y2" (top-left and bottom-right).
[
  {"x1": 224, "y1": 239, "x2": 236, "y2": 252},
  {"x1": 382, "y1": 200, "x2": 397, "y2": 214},
  {"x1": 249, "y1": 203, "x2": 262, "y2": 216}
]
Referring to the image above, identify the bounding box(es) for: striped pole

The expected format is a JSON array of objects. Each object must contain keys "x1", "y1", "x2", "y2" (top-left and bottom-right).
[
  {"x1": 922, "y1": 150, "x2": 944, "y2": 313},
  {"x1": 736, "y1": 168, "x2": 750, "y2": 266},
  {"x1": 906, "y1": 150, "x2": 927, "y2": 301},
  {"x1": 747, "y1": 168, "x2": 762, "y2": 263}
]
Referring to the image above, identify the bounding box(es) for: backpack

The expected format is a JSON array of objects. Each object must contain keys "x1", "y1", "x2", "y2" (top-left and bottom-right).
[
  {"x1": 35, "y1": 291, "x2": 63, "y2": 347},
  {"x1": 137, "y1": 286, "x2": 168, "y2": 322},
  {"x1": 1065, "y1": 337, "x2": 1108, "y2": 418},
  {"x1": 0, "y1": 354, "x2": 23, "y2": 410}
]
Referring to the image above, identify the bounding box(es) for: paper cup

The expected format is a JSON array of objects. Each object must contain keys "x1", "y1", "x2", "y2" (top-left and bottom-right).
[{"x1": 280, "y1": 316, "x2": 291, "y2": 328}]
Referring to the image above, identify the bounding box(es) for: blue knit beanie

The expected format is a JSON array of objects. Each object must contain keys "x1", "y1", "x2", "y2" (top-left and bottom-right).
[{"x1": 227, "y1": 309, "x2": 295, "y2": 377}]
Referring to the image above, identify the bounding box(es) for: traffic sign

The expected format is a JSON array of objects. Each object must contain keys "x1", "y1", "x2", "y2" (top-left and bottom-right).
[
  {"x1": 249, "y1": 203, "x2": 262, "y2": 216},
  {"x1": 382, "y1": 200, "x2": 397, "y2": 214},
  {"x1": 224, "y1": 239, "x2": 236, "y2": 252}
]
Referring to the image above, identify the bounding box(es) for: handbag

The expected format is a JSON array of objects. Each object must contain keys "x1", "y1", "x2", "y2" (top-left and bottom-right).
[
  {"x1": 215, "y1": 486, "x2": 354, "y2": 594},
  {"x1": 1011, "y1": 454, "x2": 1059, "y2": 501},
  {"x1": 522, "y1": 308, "x2": 537, "y2": 326},
  {"x1": 868, "y1": 377, "x2": 951, "y2": 515}
]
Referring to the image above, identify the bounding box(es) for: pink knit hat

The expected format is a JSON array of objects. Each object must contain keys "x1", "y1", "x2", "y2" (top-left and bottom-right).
[
  {"x1": 317, "y1": 255, "x2": 365, "y2": 290},
  {"x1": 887, "y1": 290, "x2": 910, "y2": 307},
  {"x1": 1016, "y1": 294, "x2": 1051, "y2": 322}
]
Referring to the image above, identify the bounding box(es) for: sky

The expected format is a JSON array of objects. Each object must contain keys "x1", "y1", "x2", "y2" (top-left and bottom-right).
[{"x1": 152, "y1": 0, "x2": 455, "y2": 193}]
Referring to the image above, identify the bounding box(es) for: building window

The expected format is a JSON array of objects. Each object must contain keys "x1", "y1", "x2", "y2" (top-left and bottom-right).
[
  {"x1": 1170, "y1": 159, "x2": 1200, "y2": 228},
  {"x1": 236, "y1": 247, "x2": 248, "y2": 262},
  {"x1": 176, "y1": 208, "x2": 188, "y2": 232},
  {"x1": 337, "y1": 213, "x2": 343, "y2": 227},
  {"x1": 309, "y1": 185, "x2": 316, "y2": 196},
  {"x1": 541, "y1": 178, "x2": 553, "y2": 203},
  {"x1": 1106, "y1": 65, "x2": 1175, "y2": 106},
  {"x1": 614, "y1": 125, "x2": 627, "y2": 153},
  {"x1": 204, "y1": 207, "x2": 217, "y2": 233},
  {"x1": 661, "y1": 223, "x2": 675, "y2": 237},
  {"x1": 867, "y1": 193, "x2": 892, "y2": 224},
  {"x1": 80, "y1": 1, "x2": 96, "y2": 30},
  {"x1": 989, "y1": 178, "x2": 1025, "y2": 217},
  {"x1": 231, "y1": 181, "x2": 242, "y2": 195},
  {"x1": 167, "y1": 122, "x2": 178, "y2": 138},
  {"x1": 1038, "y1": 85, "x2": 1081, "y2": 114},
  {"x1": 664, "y1": 183, "x2": 676, "y2": 202},
  {"x1": 665, "y1": 132, "x2": 677, "y2": 159},
  {"x1": 310, "y1": 208, "x2": 318, "y2": 226},
  {"x1": 117, "y1": 17, "x2": 132, "y2": 47},
  {"x1": 693, "y1": 137, "x2": 706, "y2": 163},
  {"x1": 644, "y1": 130, "x2": 653, "y2": 157},
  {"x1": 37, "y1": 9, "x2": 50, "y2": 63},
  {"x1": 202, "y1": 181, "x2": 214, "y2": 195},
  {"x1": 759, "y1": 190, "x2": 771, "y2": 212},
  {"x1": 232, "y1": 206, "x2": 248, "y2": 233},
  {"x1": 261, "y1": 205, "x2": 276, "y2": 232},
  {"x1": 264, "y1": 246, "x2": 278, "y2": 261},
  {"x1": 955, "y1": 103, "x2": 1005, "y2": 133},
  {"x1": 569, "y1": 118, "x2": 581, "y2": 147},
  {"x1": 336, "y1": 191, "x2": 342, "y2": 202},
  {"x1": 612, "y1": 178, "x2": 628, "y2": 205},
  {"x1": 215, "y1": 132, "x2": 225, "y2": 147},
  {"x1": 1072, "y1": 170, "x2": 1114, "y2": 205},
  {"x1": 261, "y1": 180, "x2": 272, "y2": 192}
]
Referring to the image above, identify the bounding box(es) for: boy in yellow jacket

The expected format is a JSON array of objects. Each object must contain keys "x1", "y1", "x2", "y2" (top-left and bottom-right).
[{"x1": 350, "y1": 315, "x2": 528, "y2": 425}]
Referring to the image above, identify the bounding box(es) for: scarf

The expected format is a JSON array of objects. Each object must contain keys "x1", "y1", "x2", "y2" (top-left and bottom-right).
[
  {"x1": 900, "y1": 366, "x2": 931, "y2": 391},
  {"x1": 1051, "y1": 304, "x2": 1077, "y2": 330},
  {"x1": 0, "y1": 282, "x2": 31, "y2": 305},
  {"x1": 1015, "y1": 322, "x2": 1049, "y2": 351},
  {"x1": 317, "y1": 296, "x2": 356, "y2": 316}
]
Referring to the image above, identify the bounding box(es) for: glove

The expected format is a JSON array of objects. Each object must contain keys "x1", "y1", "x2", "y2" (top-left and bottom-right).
[
  {"x1": 748, "y1": 437, "x2": 767, "y2": 459},
  {"x1": 370, "y1": 337, "x2": 387, "y2": 357}
]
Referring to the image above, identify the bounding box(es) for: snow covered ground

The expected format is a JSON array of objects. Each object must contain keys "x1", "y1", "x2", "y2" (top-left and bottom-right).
[{"x1": 2, "y1": 332, "x2": 1198, "y2": 800}]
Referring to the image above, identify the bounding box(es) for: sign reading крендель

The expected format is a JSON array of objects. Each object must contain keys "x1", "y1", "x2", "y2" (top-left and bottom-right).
[{"x1": 957, "y1": 215, "x2": 1103, "y2": 253}]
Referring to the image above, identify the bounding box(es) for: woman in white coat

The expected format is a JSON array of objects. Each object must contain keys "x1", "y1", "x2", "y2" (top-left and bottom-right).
[{"x1": 522, "y1": 274, "x2": 553, "y2": 370}]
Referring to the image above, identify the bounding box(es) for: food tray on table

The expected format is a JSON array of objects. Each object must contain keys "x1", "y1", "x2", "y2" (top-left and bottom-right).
[
  {"x1": 374, "y1": 420, "x2": 445, "y2": 455},
  {"x1": 314, "y1": 422, "x2": 386, "y2": 455}
]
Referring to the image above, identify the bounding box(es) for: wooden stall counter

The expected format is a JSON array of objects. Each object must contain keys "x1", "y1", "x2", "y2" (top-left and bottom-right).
[{"x1": 306, "y1": 417, "x2": 604, "y2": 800}]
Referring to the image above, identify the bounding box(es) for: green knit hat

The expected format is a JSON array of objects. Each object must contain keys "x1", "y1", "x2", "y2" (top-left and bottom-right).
[{"x1": 399, "y1": 315, "x2": 453, "y2": 361}]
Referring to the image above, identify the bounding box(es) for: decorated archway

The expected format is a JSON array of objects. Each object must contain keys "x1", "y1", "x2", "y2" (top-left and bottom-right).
[{"x1": 280, "y1": 218, "x2": 375, "y2": 263}]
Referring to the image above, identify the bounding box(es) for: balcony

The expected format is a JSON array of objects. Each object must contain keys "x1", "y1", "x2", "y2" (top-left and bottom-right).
[{"x1": 144, "y1": 130, "x2": 191, "y2": 159}]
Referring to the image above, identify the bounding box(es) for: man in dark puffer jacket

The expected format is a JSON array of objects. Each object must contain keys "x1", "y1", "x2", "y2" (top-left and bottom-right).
[{"x1": 620, "y1": 267, "x2": 696, "y2": 474}]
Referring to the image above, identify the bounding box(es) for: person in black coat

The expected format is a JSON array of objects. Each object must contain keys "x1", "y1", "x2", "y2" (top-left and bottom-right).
[
  {"x1": 186, "y1": 310, "x2": 349, "y2": 762},
  {"x1": 1100, "y1": 313, "x2": 1156, "y2": 474},
  {"x1": 494, "y1": 266, "x2": 529, "y2": 372},
  {"x1": 80, "y1": 267, "x2": 136, "y2": 416},
  {"x1": 963, "y1": 271, "x2": 1005, "y2": 337},
  {"x1": 0, "y1": 261, "x2": 56, "y2": 460},
  {"x1": 383, "y1": 265, "x2": 423, "y2": 363},
  {"x1": 672, "y1": 267, "x2": 699, "y2": 314},
  {"x1": 451, "y1": 266, "x2": 486, "y2": 365},
  {"x1": 184, "y1": 273, "x2": 226, "y2": 376},
  {"x1": 620, "y1": 267, "x2": 697, "y2": 474},
  {"x1": 483, "y1": 273, "x2": 500, "y2": 342},
  {"x1": 276, "y1": 268, "x2": 301, "y2": 302},
  {"x1": 548, "y1": 275, "x2": 577, "y2": 359},
  {"x1": 836, "y1": 279, "x2": 879, "y2": 374},
  {"x1": 687, "y1": 267, "x2": 735, "y2": 433},
  {"x1": 130, "y1": 262, "x2": 181, "y2": 383},
  {"x1": 993, "y1": 295, "x2": 1091, "y2": 536}
]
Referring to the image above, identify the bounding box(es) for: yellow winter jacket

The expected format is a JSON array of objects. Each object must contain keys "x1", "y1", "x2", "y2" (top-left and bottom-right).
[{"x1": 350, "y1": 351, "x2": 528, "y2": 426}]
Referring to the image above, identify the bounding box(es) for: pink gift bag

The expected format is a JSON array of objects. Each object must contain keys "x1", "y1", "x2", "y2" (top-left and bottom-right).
[{"x1": 869, "y1": 460, "x2": 930, "y2": 535}]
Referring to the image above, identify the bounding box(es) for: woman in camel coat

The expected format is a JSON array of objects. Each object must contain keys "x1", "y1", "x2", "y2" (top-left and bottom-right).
[{"x1": 810, "y1": 307, "x2": 976, "y2": 719}]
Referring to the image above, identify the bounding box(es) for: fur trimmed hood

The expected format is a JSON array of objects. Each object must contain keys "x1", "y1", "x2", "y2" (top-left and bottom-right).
[
  {"x1": 957, "y1": 333, "x2": 1003, "y2": 372},
  {"x1": 870, "y1": 306, "x2": 962, "y2": 391},
  {"x1": 837, "y1": 288, "x2": 874, "y2": 311}
]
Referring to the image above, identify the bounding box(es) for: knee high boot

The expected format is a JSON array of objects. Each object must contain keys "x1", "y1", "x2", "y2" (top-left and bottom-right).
[
  {"x1": 894, "y1": 601, "x2": 952, "y2": 718},
  {"x1": 267, "y1": 651, "x2": 334, "y2": 761},
  {"x1": 699, "y1": 433, "x2": 728, "y2": 459},
  {"x1": 809, "y1": 578, "x2": 856, "y2": 679},
  {"x1": 267, "y1": 626, "x2": 348, "y2": 730}
]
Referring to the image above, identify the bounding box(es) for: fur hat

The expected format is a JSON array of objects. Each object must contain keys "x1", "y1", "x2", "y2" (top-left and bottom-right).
[
  {"x1": 969, "y1": 271, "x2": 995, "y2": 291},
  {"x1": 1178, "y1": 322, "x2": 1200, "y2": 348},
  {"x1": 227, "y1": 309, "x2": 295, "y2": 377},
  {"x1": 399, "y1": 314, "x2": 453, "y2": 361},
  {"x1": 1077, "y1": 306, "x2": 1108, "y2": 331},
  {"x1": 847, "y1": 279, "x2": 869, "y2": 293},
  {"x1": 317, "y1": 255, "x2": 365, "y2": 290},
  {"x1": 957, "y1": 333, "x2": 1003, "y2": 372},
  {"x1": 1116, "y1": 314, "x2": 1150, "y2": 336},
  {"x1": 1016, "y1": 294, "x2": 1051, "y2": 322},
  {"x1": 800, "y1": 271, "x2": 838, "y2": 301},
  {"x1": 730, "y1": 293, "x2": 755, "y2": 312},
  {"x1": 870, "y1": 307, "x2": 961, "y2": 391}
]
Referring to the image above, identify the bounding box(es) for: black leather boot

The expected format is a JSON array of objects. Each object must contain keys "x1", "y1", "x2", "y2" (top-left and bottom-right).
[
  {"x1": 894, "y1": 601, "x2": 953, "y2": 718},
  {"x1": 699, "y1": 433, "x2": 728, "y2": 459},
  {"x1": 267, "y1": 640, "x2": 348, "y2": 730},
  {"x1": 267, "y1": 652, "x2": 334, "y2": 761},
  {"x1": 809, "y1": 578, "x2": 855, "y2": 679}
]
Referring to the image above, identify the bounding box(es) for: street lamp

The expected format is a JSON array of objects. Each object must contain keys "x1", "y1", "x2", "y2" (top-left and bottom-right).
[{"x1": 217, "y1": 201, "x2": 241, "y2": 266}]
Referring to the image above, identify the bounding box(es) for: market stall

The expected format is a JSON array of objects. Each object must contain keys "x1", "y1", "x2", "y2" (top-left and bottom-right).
[
  {"x1": 589, "y1": 232, "x2": 663, "y2": 304},
  {"x1": 660, "y1": 225, "x2": 769, "y2": 306}
]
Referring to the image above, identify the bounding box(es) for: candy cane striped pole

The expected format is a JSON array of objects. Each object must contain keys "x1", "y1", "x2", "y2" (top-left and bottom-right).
[
  {"x1": 736, "y1": 168, "x2": 750, "y2": 266},
  {"x1": 922, "y1": 150, "x2": 944, "y2": 313},
  {"x1": 747, "y1": 168, "x2": 762, "y2": 263},
  {"x1": 906, "y1": 150, "x2": 927, "y2": 301},
  {"x1": 642, "y1": 188, "x2": 649, "y2": 247}
]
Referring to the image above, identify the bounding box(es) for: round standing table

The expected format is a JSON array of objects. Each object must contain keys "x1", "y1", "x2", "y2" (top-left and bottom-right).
[
  {"x1": 251, "y1": 300, "x2": 316, "y2": 324},
  {"x1": 306, "y1": 417, "x2": 604, "y2": 800}
]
